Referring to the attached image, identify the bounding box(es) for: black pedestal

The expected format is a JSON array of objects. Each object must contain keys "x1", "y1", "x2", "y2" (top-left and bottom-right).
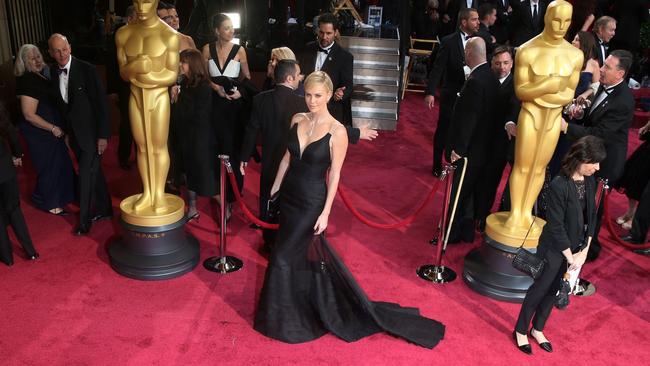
[
  {"x1": 108, "y1": 218, "x2": 200, "y2": 280},
  {"x1": 462, "y1": 235, "x2": 534, "y2": 303}
]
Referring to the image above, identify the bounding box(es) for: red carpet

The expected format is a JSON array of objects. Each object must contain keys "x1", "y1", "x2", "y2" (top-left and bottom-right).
[{"x1": 1, "y1": 94, "x2": 648, "y2": 365}]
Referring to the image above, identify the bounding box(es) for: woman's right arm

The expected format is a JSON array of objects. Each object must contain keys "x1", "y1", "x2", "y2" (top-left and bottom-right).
[{"x1": 19, "y1": 95, "x2": 63, "y2": 137}]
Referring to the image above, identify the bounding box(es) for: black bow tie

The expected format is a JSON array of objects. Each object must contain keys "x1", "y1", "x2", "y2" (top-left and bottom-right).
[
  {"x1": 57, "y1": 68, "x2": 67, "y2": 75},
  {"x1": 318, "y1": 47, "x2": 330, "y2": 54},
  {"x1": 599, "y1": 40, "x2": 609, "y2": 48}
]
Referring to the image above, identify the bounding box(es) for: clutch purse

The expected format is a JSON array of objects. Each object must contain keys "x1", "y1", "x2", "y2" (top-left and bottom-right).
[
  {"x1": 266, "y1": 192, "x2": 280, "y2": 222},
  {"x1": 512, "y1": 247, "x2": 546, "y2": 279}
]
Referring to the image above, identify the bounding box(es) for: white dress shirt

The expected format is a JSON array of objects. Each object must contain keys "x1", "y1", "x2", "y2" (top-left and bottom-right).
[
  {"x1": 590, "y1": 79, "x2": 623, "y2": 112},
  {"x1": 315, "y1": 42, "x2": 334, "y2": 71},
  {"x1": 58, "y1": 56, "x2": 72, "y2": 103}
]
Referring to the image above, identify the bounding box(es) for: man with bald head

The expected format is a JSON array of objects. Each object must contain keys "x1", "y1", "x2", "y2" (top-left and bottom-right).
[
  {"x1": 446, "y1": 37, "x2": 500, "y2": 243},
  {"x1": 48, "y1": 33, "x2": 112, "y2": 235}
]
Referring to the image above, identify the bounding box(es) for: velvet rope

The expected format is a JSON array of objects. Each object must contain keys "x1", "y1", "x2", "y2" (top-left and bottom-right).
[
  {"x1": 337, "y1": 179, "x2": 442, "y2": 229},
  {"x1": 602, "y1": 190, "x2": 650, "y2": 249},
  {"x1": 226, "y1": 170, "x2": 280, "y2": 230}
]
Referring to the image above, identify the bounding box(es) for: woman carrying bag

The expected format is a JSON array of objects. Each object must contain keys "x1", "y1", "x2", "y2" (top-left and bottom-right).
[{"x1": 513, "y1": 135, "x2": 605, "y2": 354}]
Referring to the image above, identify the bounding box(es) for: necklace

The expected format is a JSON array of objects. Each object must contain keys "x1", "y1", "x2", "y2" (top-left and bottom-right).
[{"x1": 307, "y1": 117, "x2": 319, "y2": 137}]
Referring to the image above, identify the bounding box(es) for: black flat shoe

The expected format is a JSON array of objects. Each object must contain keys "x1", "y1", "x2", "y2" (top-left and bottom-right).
[
  {"x1": 512, "y1": 331, "x2": 532, "y2": 355},
  {"x1": 530, "y1": 329, "x2": 553, "y2": 353},
  {"x1": 621, "y1": 235, "x2": 644, "y2": 244},
  {"x1": 74, "y1": 223, "x2": 91, "y2": 236}
]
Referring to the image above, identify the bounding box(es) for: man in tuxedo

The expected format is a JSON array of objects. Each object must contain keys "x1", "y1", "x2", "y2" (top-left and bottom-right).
[
  {"x1": 157, "y1": 1, "x2": 196, "y2": 51},
  {"x1": 425, "y1": 7, "x2": 479, "y2": 177},
  {"x1": 49, "y1": 34, "x2": 112, "y2": 235},
  {"x1": 475, "y1": 45, "x2": 519, "y2": 231},
  {"x1": 510, "y1": 0, "x2": 547, "y2": 47},
  {"x1": 443, "y1": 0, "x2": 481, "y2": 34},
  {"x1": 298, "y1": 13, "x2": 355, "y2": 132},
  {"x1": 446, "y1": 37, "x2": 499, "y2": 243},
  {"x1": 490, "y1": 0, "x2": 513, "y2": 44},
  {"x1": 477, "y1": 3, "x2": 497, "y2": 58},
  {"x1": 562, "y1": 50, "x2": 635, "y2": 260},
  {"x1": 592, "y1": 16, "x2": 616, "y2": 66},
  {"x1": 239, "y1": 60, "x2": 306, "y2": 250}
]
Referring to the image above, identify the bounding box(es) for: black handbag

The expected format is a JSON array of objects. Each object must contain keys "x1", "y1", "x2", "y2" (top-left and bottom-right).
[
  {"x1": 555, "y1": 271, "x2": 571, "y2": 309},
  {"x1": 266, "y1": 192, "x2": 280, "y2": 222},
  {"x1": 512, "y1": 247, "x2": 546, "y2": 279}
]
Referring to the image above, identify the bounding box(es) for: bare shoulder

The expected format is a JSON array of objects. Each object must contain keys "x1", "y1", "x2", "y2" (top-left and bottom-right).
[
  {"x1": 291, "y1": 112, "x2": 308, "y2": 126},
  {"x1": 330, "y1": 120, "x2": 347, "y2": 139}
]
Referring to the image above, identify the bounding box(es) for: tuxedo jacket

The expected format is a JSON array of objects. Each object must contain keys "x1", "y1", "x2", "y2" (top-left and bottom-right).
[
  {"x1": 240, "y1": 85, "x2": 307, "y2": 191},
  {"x1": 538, "y1": 174, "x2": 597, "y2": 255},
  {"x1": 0, "y1": 126, "x2": 23, "y2": 183},
  {"x1": 592, "y1": 32, "x2": 608, "y2": 66},
  {"x1": 495, "y1": 73, "x2": 520, "y2": 130},
  {"x1": 299, "y1": 41, "x2": 354, "y2": 125},
  {"x1": 510, "y1": 0, "x2": 547, "y2": 47},
  {"x1": 52, "y1": 57, "x2": 110, "y2": 152},
  {"x1": 490, "y1": 0, "x2": 512, "y2": 43},
  {"x1": 566, "y1": 82, "x2": 635, "y2": 183},
  {"x1": 447, "y1": 63, "x2": 499, "y2": 165},
  {"x1": 425, "y1": 31, "x2": 466, "y2": 97}
]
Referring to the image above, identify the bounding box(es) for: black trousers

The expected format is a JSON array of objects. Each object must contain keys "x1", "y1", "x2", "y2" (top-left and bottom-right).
[
  {"x1": 0, "y1": 176, "x2": 36, "y2": 263},
  {"x1": 71, "y1": 137, "x2": 112, "y2": 226},
  {"x1": 515, "y1": 248, "x2": 566, "y2": 334},
  {"x1": 447, "y1": 158, "x2": 485, "y2": 243},
  {"x1": 432, "y1": 91, "x2": 457, "y2": 174},
  {"x1": 631, "y1": 180, "x2": 650, "y2": 242}
]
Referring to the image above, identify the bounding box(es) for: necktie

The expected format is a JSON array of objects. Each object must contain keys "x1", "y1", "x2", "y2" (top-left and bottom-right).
[
  {"x1": 533, "y1": 4, "x2": 538, "y2": 22},
  {"x1": 318, "y1": 47, "x2": 329, "y2": 54},
  {"x1": 57, "y1": 68, "x2": 67, "y2": 75}
]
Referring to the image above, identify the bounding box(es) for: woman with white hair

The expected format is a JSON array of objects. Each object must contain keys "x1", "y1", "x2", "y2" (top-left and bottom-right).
[{"x1": 14, "y1": 44, "x2": 74, "y2": 216}]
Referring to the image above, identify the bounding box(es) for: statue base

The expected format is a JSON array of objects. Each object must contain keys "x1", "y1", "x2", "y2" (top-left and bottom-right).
[
  {"x1": 462, "y1": 233, "x2": 540, "y2": 303},
  {"x1": 485, "y1": 212, "x2": 545, "y2": 248},
  {"x1": 108, "y1": 215, "x2": 200, "y2": 281}
]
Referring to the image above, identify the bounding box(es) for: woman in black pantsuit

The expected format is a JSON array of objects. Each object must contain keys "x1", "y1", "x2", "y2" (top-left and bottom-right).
[
  {"x1": 514, "y1": 136, "x2": 605, "y2": 354},
  {"x1": 0, "y1": 102, "x2": 38, "y2": 266}
]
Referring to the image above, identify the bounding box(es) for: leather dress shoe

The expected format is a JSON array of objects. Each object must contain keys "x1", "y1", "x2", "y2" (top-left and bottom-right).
[
  {"x1": 74, "y1": 223, "x2": 91, "y2": 236},
  {"x1": 27, "y1": 252, "x2": 40, "y2": 261},
  {"x1": 2, "y1": 258, "x2": 13, "y2": 266},
  {"x1": 634, "y1": 248, "x2": 650, "y2": 256},
  {"x1": 530, "y1": 329, "x2": 553, "y2": 353},
  {"x1": 512, "y1": 331, "x2": 532, "y2": 355},
  {"x1": 621, "y1": 235, "x2": 644, "y2": 244},
  {"x1": 91, "y1": 213, "x2": 113, "y2": 222}
]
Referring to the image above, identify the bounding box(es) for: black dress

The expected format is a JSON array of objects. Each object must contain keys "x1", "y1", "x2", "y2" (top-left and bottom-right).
[
  {"x1": 615, "y1": 139, "x2": 650, "y2": 200},
  {"x1": 171, "y1": 80, "x2": 217, "y2": 196},
  {"x1": 254, "y1": 125, "x2": 445, "y2": 349},
  {"x1": 15, "y1": 71, "x2": 74, "y2": 211}
]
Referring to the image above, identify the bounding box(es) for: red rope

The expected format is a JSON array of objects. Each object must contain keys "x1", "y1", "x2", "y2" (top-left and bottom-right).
[
  {"x1": 602, "y1": 190, "x2": 650, "y2": 249},
  {"x1": 337, "y1": 179, "x2": 442, "y2": 229},
  {"x1": 226, "y1": 170, "x2": 280, "y2": 230}
]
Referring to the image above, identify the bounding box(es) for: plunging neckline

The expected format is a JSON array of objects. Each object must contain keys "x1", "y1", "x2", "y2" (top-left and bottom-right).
[
  {"x1": 294, "y1": 124, "x2": 330, "y2": 160},
  {"x1": 214, "y1": 43, "x2": 239, "y2": 75}
]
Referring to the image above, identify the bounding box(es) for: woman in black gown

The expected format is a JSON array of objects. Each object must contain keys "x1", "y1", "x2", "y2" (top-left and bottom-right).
[
  {"x1": 14, "y1": 44, "x2": 74, "y2": 215},
  {"x1": 254, "y1": 71, "x2": 445, "y2": 349},
  {"x1": 171, "y1": 49, "x2": 216, "y2": 219}
]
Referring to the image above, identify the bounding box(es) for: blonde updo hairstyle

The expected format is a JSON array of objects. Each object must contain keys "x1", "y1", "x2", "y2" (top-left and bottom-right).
[
  {"x1": 271, "y1": 47, "x2": 296, "y2": 61},
  {"x1": 304, "y1": 71, "x2": 333, "y2": 96}
]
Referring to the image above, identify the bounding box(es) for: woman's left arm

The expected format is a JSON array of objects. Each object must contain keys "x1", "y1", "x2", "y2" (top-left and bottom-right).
[{"x1": 314, "y1": 125, "x2": 348, "y2": 234}]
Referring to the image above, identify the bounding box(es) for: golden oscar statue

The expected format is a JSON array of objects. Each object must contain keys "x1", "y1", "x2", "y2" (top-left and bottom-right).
[
  {"x1": 463, "y1": 0, "x2": 583, "y2": 301},
  {"x1": 485, "y1": 0, "x2": 583, "y2": 247},
  {"x1": 109, "y1": 0, "x2": 199, "y2": 280},
  {"x1": 115, "y1": 0, "x2": 184, "y2": 226}
]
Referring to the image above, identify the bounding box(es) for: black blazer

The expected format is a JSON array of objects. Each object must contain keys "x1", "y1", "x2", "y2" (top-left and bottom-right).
[
  {"x1": 52, "y1": 57, "x2": 110, "y2": 152},
  {"x1": 592, "y1": 32, "x2": 608, "y2": 66},
  {"x1": 0, "y1": 126, "x2": 23, "y2": 183},
  {"x1": 299, "y1": 41, "x2": 354, "y2": 125},
  {"x1": 491, "y1": 73, "x2": 520, "y2": 157},
  {"x1": 510, "y1": 0, "x2": 547, "y2": 47},
  {"x1": 538, "y1": 175, "x2": 597, "y2": 254},
  {"x1": 566, "y1": 82, "x2": 635, "y2": 184},
  {"x1": 426, "y1": 31, "x2": 466, "y2": 96},
  {"x1": 447, "y1": 63, "x2": 499, "y2": 164},
  {"x1": 476, "y1": 23, "x2": 496, "y2": 59},
  {"x1": 490, "y1": 0, "x2": 513, "y2": 44}
]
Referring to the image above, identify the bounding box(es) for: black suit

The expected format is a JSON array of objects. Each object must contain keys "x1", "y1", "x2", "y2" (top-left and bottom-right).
[
  {"x1": 52, "y1": 57, "x2": 112, "y2": 228},
  {"x1": 240, "y1": 85, "x2": 307, "y2": 246},
  {"x1": 298, "y1": 41, "x2": 360, "y2": 144},
  {"x1": 446, "y1": 63, "x2": 499, "y2": 242},
  {"x1": 510, "y1": 0, "x2": 547, "y2": 47},
  {"x1": 476, "y1": 73, "x2": 520, "y2": 221},
  {"x1": 489, "y1": 0, "x2": 513, "y2": 44},
  {"x1": 566, "y1": 81, "x2": 634, "y2": 257},
  {"x1": 0, "y1": 124, "x2": 36, "y2": 264},
  {"x1": 426, "y1": 31, "x2": 467, "y2": 175},
  {"x1": 516, "y1": 175, "x2": 597, "y2": 335},
  {"x1": 593, "y1": 33, "x2": 609, "y2": 67}
]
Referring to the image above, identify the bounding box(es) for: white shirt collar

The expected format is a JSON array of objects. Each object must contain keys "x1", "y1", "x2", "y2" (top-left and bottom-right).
[
  {"x1": 470, "y1": 61, "x2": 487, "y2": 75},
  {"x1": 320, "y1": 42, "x2": 335, "y2": 52},
  {"x1": 604, "y1": 79, "x2": 624, "y2": 90},
  {"x1": 499, "y1": 73, "x2": 511, "y2": 84}
]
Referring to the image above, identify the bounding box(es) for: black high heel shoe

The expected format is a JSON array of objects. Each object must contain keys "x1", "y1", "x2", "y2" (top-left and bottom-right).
[
  {"x1": 512, "y1": 331, "x2": 532, "y2": 355},
  {"x1": 27, "y1": 252, "x2": 40, "y2": 261},
  {"x1": 530, "y1": 329, "x2": 553, "y2": 353}
]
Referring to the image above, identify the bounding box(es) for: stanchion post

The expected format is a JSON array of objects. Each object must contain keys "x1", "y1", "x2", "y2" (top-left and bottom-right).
[
  {"x1": 203, "y1": 155, "x2": 243, "y2": 274},
  {"x1": 417, "y1": 162, "x2": 460, "y2": 283}
]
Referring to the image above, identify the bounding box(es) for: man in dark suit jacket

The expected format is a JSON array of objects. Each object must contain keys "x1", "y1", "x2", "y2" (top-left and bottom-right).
[
  {"x1": 475, "y1": 45, "x2": 519, "y2": 229},
  {"x1": 446, "y1": 37, "x2": 499, "y2": 243},
  {"x1": 239, "y1": 60, "x2": 306, "y2": 249},
  {"x1": 592, "y1": 16, "x2": 617, "y2": 66},
  {"x1": 562, "y1": 50, "x2": 635, "y2": 260},
  {"x1": 425, "y1": 7, "x2": 480, "y2": 176},
  {"x1": 489, "y1": 0, "x2": 513, "y2": 44},
  {"x1": 444, "y1": 0, "x2": 482, "y2": 33},
  {"x1": 49, "y1": 34, "x2": 112, "y2": 235},
  {"x1": 298, "y1": 13, "x2": 355, "y2": 132},
  {"x1": 510, "y1": 0, "x2": 547, "y2": 47},
  {"x1": 477, "y1": 2, "x2": 497, "y2": 59}
]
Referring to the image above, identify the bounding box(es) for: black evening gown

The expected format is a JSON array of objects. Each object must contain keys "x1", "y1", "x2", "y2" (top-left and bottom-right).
[
  {"x1": 254, "y1": 125, "x2": 445, "y2": 349},
  {"x1": 15, "y1": 71, "x2": 74, "y2": 211}
]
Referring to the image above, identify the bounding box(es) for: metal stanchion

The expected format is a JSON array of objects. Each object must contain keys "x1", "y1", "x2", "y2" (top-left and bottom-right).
[
  {"x1": 203, "y1": 155, "x2": 243, "y2": 274},
  {"x1": 417, "y1": 159, "x2": 467, "y2": 283},
  {"x1": 572, "y1": 178, "x2": 608, "y2": 296}
]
